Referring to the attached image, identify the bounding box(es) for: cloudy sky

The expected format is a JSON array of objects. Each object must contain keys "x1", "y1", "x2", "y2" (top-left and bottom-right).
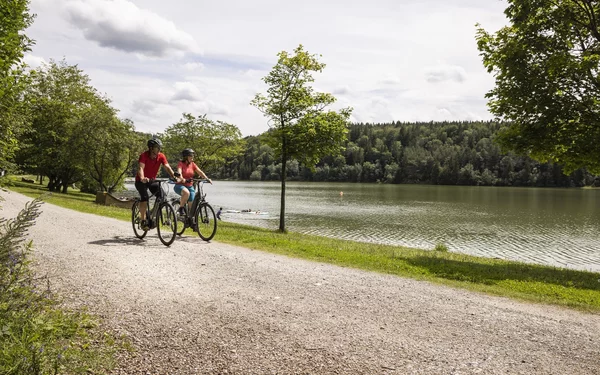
[{"x1": 24, "y1": 0, "x2": 508, "y2": 136}]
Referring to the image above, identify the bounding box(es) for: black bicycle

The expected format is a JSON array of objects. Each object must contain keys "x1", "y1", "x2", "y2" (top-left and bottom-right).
[
  {"x1": 170, "y1": 179, "x2": 217, "y2": 241},
  {"x1": 131, "y1": 178, "x2": 178, "y2": 246}
]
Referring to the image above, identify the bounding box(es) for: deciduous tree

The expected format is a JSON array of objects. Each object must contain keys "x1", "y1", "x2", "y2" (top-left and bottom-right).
[
  {"x1": 0, "y1": 0, "x2": 35, "y2": 173},
  {"x1": 476, "y1": 0, "x2": 600, "y2": 173},
  {"x1": 251, "y1": 45, "x2": 352, "y2": 232},
  {"x1": 160, "y1": 113, "x2": 245, "y2": 174},
  {"x1": 20, "y1": 59, "x2": 108, "y2": 192}
]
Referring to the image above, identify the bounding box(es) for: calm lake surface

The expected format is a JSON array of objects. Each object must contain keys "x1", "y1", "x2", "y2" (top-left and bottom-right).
[{"x1": 127, "y1": 180, "x2": 600, "y2": 272}]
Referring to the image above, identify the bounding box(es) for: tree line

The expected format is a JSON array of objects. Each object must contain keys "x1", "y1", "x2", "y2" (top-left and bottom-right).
[
  {"x1": 5, "y1": 0, "x2": 600, "y2": 195},
  {"x1": 3, "y1": 59, "x2": 245, "y2": 194},
  {"x1": 0, "y1": 2, "x2": 246, "y2": 195},
  {"x1": 217, "y1": 120, "x2": 599, "y2": 187},
  {"x1": 6, "y1": 61, "x2": 597, "y2": 191}
]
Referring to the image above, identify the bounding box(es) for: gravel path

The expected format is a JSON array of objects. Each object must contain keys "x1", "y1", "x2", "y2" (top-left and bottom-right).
[{"x1": 3, "y1": 190, "x2": 600, "y2": 374}]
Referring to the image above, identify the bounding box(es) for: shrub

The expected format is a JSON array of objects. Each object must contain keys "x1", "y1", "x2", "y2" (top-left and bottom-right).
[
  {"x1": 434, "y1": 243, "x2": 449, "y2": 252},
  {"x1": 0, "y1": 196, "x2": 118, "y2": 374}
]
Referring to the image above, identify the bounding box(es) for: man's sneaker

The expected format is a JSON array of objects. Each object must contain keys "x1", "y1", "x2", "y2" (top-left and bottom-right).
[
  {"x1": 140, "y1": 220, "x2": 149, "y2": 231},
  {"x1": 178, "y1": 207, "x2": 186, "y2": 216}
]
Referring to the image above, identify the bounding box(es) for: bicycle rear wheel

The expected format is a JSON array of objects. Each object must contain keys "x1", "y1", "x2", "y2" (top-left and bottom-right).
[
  {"x1": 171, "y1": 200, "x2": 187, "y2": 236},
  {"x1": 156, "y1": 202, "x2": 177, "y2": 246},
  {"x1": 131, "y1": 200, "x2": 148, "y2": 239},
  {"x1": 195, "y1": 203, "x2": 217, "y2": 241}
]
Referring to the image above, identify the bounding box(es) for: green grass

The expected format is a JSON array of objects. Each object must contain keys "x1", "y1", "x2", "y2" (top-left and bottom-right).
[
  {"x1": 0, "y1": 186, "x2": 127, "y2": 374},
  {"x1": 7, "y1": 176, "x2": 600, "y2": 313}
]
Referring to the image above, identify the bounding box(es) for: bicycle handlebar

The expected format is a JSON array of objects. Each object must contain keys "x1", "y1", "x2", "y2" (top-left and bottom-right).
[
  {"x1": 149, "y1": 178, "x2": 177, "y2": 183},
  {"x1": 160, "y1": 177, "x2": 212, "y2": 184}
]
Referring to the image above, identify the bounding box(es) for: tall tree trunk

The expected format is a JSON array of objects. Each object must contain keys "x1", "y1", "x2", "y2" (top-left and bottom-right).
[
  {"x1": 48, "y1": 175, "x2": 58, "y2": 191},
  {"x1": 279, "y1": 134, "x2": 288, "y2": 232}
]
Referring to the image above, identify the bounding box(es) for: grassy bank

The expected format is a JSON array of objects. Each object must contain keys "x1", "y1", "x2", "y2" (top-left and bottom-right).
[{"x1": 6, "y1": 177, "x2": 600, "y2": 313}]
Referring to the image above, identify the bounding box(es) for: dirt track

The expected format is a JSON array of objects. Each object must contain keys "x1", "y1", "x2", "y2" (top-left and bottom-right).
[{"x1": 3, "y1": 190, "x2": 600, "y2": 374}]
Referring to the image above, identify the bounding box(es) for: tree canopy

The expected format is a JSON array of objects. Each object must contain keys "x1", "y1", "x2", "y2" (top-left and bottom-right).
[
  {"x1": 0, "y1": 0, "x2": 35, "y2": 172},
  {"x1": 159, "y1": 113, "x2": 245, "y2": 175},
  {"x1": 251, "y1": 44, "x2": 352, "y2": 231},
  {"x1": 18, "y1": 59, "x2": 138, "y2": 193},
  {"x1": 476, "y1": 0, "x2": 600, "y2": 173}
]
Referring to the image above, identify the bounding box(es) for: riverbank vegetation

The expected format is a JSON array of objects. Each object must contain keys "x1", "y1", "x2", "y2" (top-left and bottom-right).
[{"x1": 8, "y1": 177, "x2": 600, "y2": 314}]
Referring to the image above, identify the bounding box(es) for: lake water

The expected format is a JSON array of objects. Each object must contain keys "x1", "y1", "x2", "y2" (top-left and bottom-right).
[{"x1": 125, "y1": 180, "x2": 600, "y2": 273}]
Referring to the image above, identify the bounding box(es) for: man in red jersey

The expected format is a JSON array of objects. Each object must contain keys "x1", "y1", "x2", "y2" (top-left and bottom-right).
[{"x1": 135, "y1": 138, "x2": 181, "y2": 230}]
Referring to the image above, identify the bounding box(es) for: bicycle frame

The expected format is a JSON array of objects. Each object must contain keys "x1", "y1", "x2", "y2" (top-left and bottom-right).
[
  {"x1": 189, "y1": 179, "x2": 209, "y2": 218},
  {"x1": 131, "y1": 178, "x2": 178, "y2": 246},
  {"x1": 172, "y1": 179, "x2": 209, "y2": 219},
  {"x1": 144, "y1": 178, "x2": 172, "y2": 226},
  {"x1": 170, "y1": 179, "x2": 217, "y2": 241}
]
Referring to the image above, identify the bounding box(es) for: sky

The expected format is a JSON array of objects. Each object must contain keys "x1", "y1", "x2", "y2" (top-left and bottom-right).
[{"x1": 24, "y1": 0, "x2": 509, "y2": 137}]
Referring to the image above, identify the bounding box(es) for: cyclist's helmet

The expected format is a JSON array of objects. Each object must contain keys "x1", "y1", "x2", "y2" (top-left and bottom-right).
[
  {"x1": 147, "y1": 138, "x2": 162, "y2": 150},
  {"x1": 182, "y1": 148, "x2": 195, "y2": 157}
]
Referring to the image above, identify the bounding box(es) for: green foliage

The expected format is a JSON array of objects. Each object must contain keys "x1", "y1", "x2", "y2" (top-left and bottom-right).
[
  {"x1": 434, "y1": 243, "x2": 449, "y2": 252},
  {"x1": 17, "y1": 59, "x2": 127, "y2": 193},
  {"x1": 79, "y1": 114, "x2": 144, "y2": 193},
  {"x1": 251, "y1": 44, "x2": 352, "y2": 168},
  {"x1": 0, "y1": 0, "x2": 35, "y2": 172},
  {"x1": 476, "y1": 0, "x2": 600, "y2": 174},
  {"x1": 0, "y1": 196, "x2": 118, "y2": 373},
  {"x1": 251, "y1": 44, "x2": 352, "y2": 230},
  {"x1": 159, "y1": 113, "x2": 245, "y2": 175},
  {"x1": 220, "y1": 120, "x2": 597, "y2": 187}
]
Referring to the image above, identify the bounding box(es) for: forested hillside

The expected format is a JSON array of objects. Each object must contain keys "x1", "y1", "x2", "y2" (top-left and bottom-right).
[{"x1": 217, "y1": 121, "x2": 597, "y2": 187}]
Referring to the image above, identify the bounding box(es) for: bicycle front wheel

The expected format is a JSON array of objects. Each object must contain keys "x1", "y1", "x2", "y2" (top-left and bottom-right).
[
  {"x1": 171, "y1": 201, "x2": 187, "y2": 236},
  {"x1": 156, "y1": 202, "x2": 177, "y2": 246},
  {"x1": 131, "y1": 200, "x2": 148, "y2": 239},
  {"x1": 195, "y1": 203, "x2": 217, "y2": 241}
]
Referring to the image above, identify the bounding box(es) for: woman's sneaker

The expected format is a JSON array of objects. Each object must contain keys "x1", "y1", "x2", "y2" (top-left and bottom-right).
[
  {"x1": 140, "y1": 219, "x2": 149, "y2": 231},
  {"x1": 178, "y1": 207, "x2": 186, "y2": 216}
]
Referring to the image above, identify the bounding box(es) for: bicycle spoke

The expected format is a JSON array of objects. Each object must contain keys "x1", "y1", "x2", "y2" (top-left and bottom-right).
[
  {"x1": 171, "y1": 200, "x2": 187, "y2": 236},
  {"x1": 131, "y1": 200, "x2": 147, "y2": 239},
  {"x1": 156, "y1": 202, "x2": 177, "y2": 246},
  {"x1": 196, "y1": 203, "x2": 217, "y2": 241}
]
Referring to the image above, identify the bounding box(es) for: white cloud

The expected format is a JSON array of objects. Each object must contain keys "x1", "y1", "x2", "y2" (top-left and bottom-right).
[
  {"x1": 333, "y1": 86, "x2": 350, "y2": 95},
  {"x1": 194, "y1": 101, "x2": 230, "y2": 117},
  {"x1": 171, "y1": 81, "x2": 203, "y2": 102},
  {"x1": 241, "y1": 69, "x2": 266, "y2": 79},
  {"x1": 379, "y1": 74, "x2": 401, "y2": 85},
  {"x1": 183, "y1": 62, "x2": 205, "y2": 71},
  {"x1": 425, "y1": 64, "x2": 468, "y2": 83},
  {"x1": 63, "y1": 0, "x2": 200, "y2": 58},
  {"x1": 23, "y1": 54, "x2": 46, "y2": 68},
  {"x1": 131, "y1": 98, "x2": 158, "y2": 116},
  {"x1": 26, "y1": 0, "x2": 509, "y2": 136}
]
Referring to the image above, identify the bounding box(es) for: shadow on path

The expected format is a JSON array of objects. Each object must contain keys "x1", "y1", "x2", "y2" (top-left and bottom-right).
[
  {"x1": 88, "y1": 235, "x2": 211, "y2": 247},
  {"x1": 88, "y1": 236, "x2": 159, "y2": 247}
]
